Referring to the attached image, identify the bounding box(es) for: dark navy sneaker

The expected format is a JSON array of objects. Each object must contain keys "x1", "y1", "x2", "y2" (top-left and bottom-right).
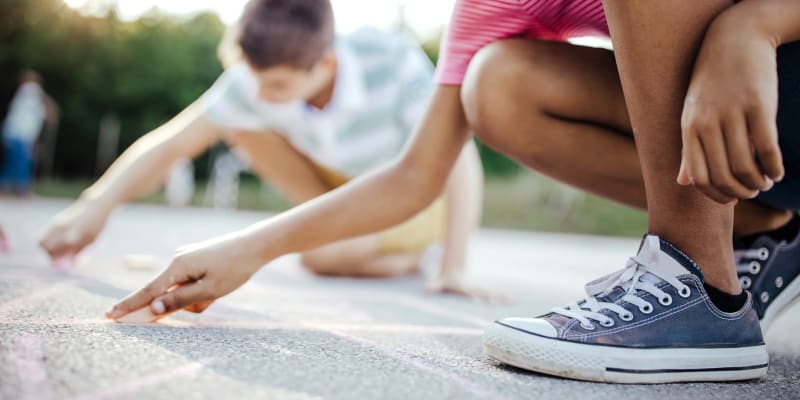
[
  {"x1": 735, "y1": 216, "x2": 800, "y2": 332},
  {"x1": 484, "y1": 235, "x2": 768, "y2": 383}
]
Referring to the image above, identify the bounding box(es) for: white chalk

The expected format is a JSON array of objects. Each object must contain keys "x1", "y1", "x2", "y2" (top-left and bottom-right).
[{"x1": 123, "y1": 254, "x2": 160, "y2": 270}]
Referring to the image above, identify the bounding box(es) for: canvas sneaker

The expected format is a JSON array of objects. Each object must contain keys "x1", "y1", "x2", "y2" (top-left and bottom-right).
[
  {"x1": 484, "y1": 235, "x2": 768, "y2": 383},
  {"x1": 735, "y1": 215, "x2": 800, "y2": 332}
]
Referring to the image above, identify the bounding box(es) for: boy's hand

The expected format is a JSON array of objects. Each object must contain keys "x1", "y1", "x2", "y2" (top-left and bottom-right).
[
  {"x1": 39, "y1": 198, "x2": 112, "y2": 262},
  {"x1": 679, "y1": 14, "x2": 783, "y2": 204},
  {"x1": 106, "y1": 231, "x2": 265, "y2": 320}
]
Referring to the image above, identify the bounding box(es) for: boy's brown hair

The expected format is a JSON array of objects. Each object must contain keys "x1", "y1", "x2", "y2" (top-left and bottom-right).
[{"x1": 225, "y1": 0, "x2": 335, "y2": 70}]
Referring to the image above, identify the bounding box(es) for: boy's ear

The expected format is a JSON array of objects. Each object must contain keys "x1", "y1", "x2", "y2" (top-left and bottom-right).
[{"x1": 316, "y1": 50, "x2": 337, "y2": 71}]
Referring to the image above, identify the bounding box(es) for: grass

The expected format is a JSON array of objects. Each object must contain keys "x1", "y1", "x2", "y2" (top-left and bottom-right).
[{"x1": 34, "y1": 171, "x2": 647, "y2": 237}]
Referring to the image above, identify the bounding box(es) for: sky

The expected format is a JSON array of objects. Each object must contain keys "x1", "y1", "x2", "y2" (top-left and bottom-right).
[{"x1": 63, "y1": 0, "x2": 458, "y2": 40}]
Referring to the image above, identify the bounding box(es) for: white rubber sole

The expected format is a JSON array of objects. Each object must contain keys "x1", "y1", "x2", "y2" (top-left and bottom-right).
[
  {"x1": 760, "y1": 271, "x2": 800, "y2": 333},
  {"x1": 484, "y1": 322, "x2": 768, "y2": 384}
]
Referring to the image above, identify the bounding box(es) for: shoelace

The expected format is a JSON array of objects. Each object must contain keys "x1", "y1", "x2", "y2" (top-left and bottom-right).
[
  {"x1": 735, "y1": 247, "x2": 770, "y2": 290},
  {"x1": 551, "y1": 253, "x2": 691, "y2": 330}
]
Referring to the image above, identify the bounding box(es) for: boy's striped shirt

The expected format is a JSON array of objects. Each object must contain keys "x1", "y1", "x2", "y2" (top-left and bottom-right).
[{"x1": 202, "y1": 27, "x2": 434, "y2": 177}]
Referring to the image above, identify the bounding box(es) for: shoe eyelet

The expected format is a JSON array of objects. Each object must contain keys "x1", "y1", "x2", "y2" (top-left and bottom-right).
[
  {"x1": 760, "y1": 292, "x2": 770, "y2": 303},
  {"x1": 740, "y1": 276, "x2": 752, "y2": 290},
  {"x1": 775, "y1": 276, "x2": 784, "y2": 288},
  {"x1": 581, "y1": 323, "x2": 596, "y2": 331},
  {"x1": 600, "y1": 319, "x2": 615, "y2": 327},
  {"x1": 659, "y1": 295, "x2": 673, "y2": 306},
  {"x1": 619, "y1": 306, "x2": 636, "y2": 322},
  {"x1": 749, "y1": 261, "x2": 761, "y2": 275},
  {"x1": 637, "y1": 304, "x2": 652, "y2": 315},
  {"x1": 678, "y1": 286, "x2": 691, "y2": 298},
  {"x1": 758, "y1": 248, "x2": 770, "y2": 261}
]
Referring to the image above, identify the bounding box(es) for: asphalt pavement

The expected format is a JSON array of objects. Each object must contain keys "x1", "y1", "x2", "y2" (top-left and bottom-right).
[{"x1": 1, "y1": 198, "x2": 798, "y2": 400}]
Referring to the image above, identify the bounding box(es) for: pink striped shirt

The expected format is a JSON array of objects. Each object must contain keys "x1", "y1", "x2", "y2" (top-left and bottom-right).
[{"x1": 436, "y1": 0, "x2": 609, "y2": 85}]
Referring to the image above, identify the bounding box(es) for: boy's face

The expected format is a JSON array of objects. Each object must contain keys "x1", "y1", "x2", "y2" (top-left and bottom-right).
[{"x1": 250, "y1": 54, "x2": 336, "y2": 104}]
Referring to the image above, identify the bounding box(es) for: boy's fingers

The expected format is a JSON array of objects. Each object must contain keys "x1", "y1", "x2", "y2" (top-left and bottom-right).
[
  {"x1": 107, "y1": 265, "x2": 184, "y2": 319},
  {"x1": 154, "y1": 281, "x2": 211, "y2": 314},
  {"x1": 723, "y1": 113, "x2": 768, "y2": 191},
  {"x1": 749, "y1": 108, "x2": 784, "y2": 181}
]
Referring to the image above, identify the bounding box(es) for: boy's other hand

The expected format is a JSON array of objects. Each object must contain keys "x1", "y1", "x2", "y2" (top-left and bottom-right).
[
  {"x1": 39, "y1": 198, "x2": 112, "y2": 262},
  {"x1": 679, "y1": 12, "x2": 783, "y2": 204},
  {"x1": 106, "y1": 231, "x2": 265, "y2": 320},
  {"x1": 425, "y1": 276, "x2": 510, "y2": 304}
]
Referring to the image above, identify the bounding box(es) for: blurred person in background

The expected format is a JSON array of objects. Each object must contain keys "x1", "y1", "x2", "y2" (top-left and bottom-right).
[{"x1": 0, "y1": 70, "x2": 58, "y2": 194}]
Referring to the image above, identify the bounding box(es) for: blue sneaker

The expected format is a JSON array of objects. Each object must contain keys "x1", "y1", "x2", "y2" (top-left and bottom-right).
[
  {"x1": 484, "y1": 235, "x2": 768, "y2": 383},
  {"x1": 735, "y1": 215, "x2": 800, "y2": 332}
]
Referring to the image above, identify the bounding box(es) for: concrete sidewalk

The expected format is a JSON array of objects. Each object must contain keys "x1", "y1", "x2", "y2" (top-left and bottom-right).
[{"x1": 1, "y1": 198, "x2": 798, "y2": 400}]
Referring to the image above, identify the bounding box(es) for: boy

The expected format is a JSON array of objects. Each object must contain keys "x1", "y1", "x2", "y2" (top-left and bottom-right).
[
  {"x1": 39, "y1": 0, "x2": 487, "y2": 297},
  {"x1": 106, "y1": 0, "x2": 798, "y2": 383}
]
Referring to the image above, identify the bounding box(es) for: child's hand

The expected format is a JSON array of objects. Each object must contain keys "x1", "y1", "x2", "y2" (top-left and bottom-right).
[
  {"x1": 106, "y1": 231, "x2": 266, "y2": 320},
  {"x1": 39, "y1": 198, "x2": 112, "y2": 262},
  {"x1": 679, "y1": 13, "x2": 783, "y2": 204},
  {"x1": 424, "y1": 276, "x2": 509, "y2": 304}
]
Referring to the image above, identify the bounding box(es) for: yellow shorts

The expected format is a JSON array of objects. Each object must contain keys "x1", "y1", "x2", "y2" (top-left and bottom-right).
[{"x1": 313, "y1": 163, "x2": 446, "y2": 253}]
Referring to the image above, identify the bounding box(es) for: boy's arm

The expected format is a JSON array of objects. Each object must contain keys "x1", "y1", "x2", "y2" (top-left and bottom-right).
[
  {"x1": 107, "y1": 85, "x2": 473, "y2": 319},
  {"x1": 39, "y1": 101, "x2": 222, "y2": 260},
  {"x1": 678, "y1": 0, "x2": 800, "y2": 202}
]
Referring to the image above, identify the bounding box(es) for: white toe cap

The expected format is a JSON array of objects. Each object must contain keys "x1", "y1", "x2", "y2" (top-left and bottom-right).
[{"x1": 497, "y1": 317, "x2": 558, "y2": 338}]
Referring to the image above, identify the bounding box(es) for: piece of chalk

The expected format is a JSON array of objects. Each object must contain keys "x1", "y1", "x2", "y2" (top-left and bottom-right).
[
  {"x1": 123, "y1": 254, "x2": 160, "y2": 270},
  {"x1": 114, "y1": 305, "x2": 175, "y2": 324}
]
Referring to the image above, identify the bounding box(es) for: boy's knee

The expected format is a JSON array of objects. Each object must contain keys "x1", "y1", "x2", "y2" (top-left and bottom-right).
[{"x1": 301, "y1": 252, "x2": 351, "y2": 276}]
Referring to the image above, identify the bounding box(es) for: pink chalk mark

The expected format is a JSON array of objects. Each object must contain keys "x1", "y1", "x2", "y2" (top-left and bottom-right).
[
  {"x1": 391, "y1": 295, "x2": 491, "y2": 328},
  {"x1": 13, "y1": 333, "x2": 51, "y2": 400},
  {"x1": 0, "y1": 316, "x2": 484, "y2": 336},
  {"x1": 53, "y1": 253, "x2": 76, "y2": 272},
  {"x1": 0, "y1": 234, "x2": 9, "y2": 253},
  {"x1": 0, "y1": 284, "x2": 66, "y2": 316},
  {"x1": 68, "y1": 358, "x2": 213, "y2": 400}
]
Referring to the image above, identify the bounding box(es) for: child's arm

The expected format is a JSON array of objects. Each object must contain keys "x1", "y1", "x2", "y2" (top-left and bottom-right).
[
  {"x1": 39, "y1": 102, "x2": 222, "y2": 260},
  {"x1": 678, "y1": 0, "x2": 800, "y2": 203},
  {"x1": 107, "y1": 85, "x2": 473, "y2": 319}
]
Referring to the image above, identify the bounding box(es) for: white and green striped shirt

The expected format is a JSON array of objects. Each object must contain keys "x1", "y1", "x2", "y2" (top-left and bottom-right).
[{"x1": 201, "y1": 27, "x2": 435, "y2": 177}]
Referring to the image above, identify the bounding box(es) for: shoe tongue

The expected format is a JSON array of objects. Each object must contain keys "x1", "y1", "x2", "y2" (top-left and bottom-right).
[{"x1": 636, "y1": 235, "x2": 704, "y2": 282}]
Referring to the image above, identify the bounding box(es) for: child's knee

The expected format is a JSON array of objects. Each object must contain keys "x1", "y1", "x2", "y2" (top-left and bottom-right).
[{"x1": 461, "y1": 40, "x2": 547, "y2": 151}]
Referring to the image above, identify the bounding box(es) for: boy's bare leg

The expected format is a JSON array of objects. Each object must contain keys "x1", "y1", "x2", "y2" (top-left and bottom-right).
[
  {"x1": 603, "y1": 0, "x2": 741, "y2": 293},
  {"x1": 225, "y1": 130, "x2": 423, "y2": 277}
]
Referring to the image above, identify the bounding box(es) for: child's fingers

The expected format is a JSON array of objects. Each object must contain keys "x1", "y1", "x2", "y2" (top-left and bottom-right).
[
  {"x1": 685, "y1": 134, "x2": 735, "y2": 204},
  {"x1": 749, "y1": 108, "x2": 784, "y2": 181},
  {"x1": 107, "y1": 264, "x2": 186, "y2": 319},
  {"x1": 153, "y1": 281, "x2": 212, "y2": 315},
  {"x1": 698, "y1": 126, "x2": 758, "y2": 200},
  {"x1": 723, "y1": 112, "x2": 769, "y2": 191}
]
